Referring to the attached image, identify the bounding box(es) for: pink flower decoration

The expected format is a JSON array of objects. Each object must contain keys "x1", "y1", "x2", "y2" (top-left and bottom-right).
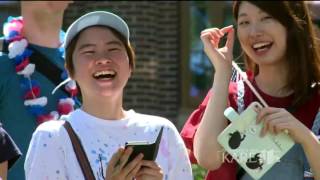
[
  {"x1": 24, "y1": 86, "x2": 40, "y2": 99},
  {"x1": 5, "y1": 16, "x2": 78, "y2": 126},
  {"x1": 4, "y1": 20, "x2": 23, "y2": 36},
  {"x1": 15, "y1": 58, "x2": 29, "y2": 72},
  {"x1": 58, "y1": 99, "x2": 74, "y2": 115}
]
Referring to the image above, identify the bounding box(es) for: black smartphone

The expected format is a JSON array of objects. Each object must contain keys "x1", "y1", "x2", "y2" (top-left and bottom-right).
[{"x1": 125, "y1": 126, "x2": 164, "y2": 164}]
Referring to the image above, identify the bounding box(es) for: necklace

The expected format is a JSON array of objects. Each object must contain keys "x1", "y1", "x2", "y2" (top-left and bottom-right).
[{"x1": 4, "y1": 16, "x2": 78, "y2": 124}]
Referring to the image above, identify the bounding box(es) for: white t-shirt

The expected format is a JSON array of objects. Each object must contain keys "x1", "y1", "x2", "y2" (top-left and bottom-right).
[{"x1": 24, "y1": 109, "x2": 193, "y2": 180}]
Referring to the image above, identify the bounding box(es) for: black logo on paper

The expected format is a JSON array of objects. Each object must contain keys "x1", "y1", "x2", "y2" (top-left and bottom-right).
[
  {"x1": 228, "y1": 131, "x2": 246, "y2": 149},
  {"x1": 246, "y1": 153, "x2": 264, "y2": 170}
]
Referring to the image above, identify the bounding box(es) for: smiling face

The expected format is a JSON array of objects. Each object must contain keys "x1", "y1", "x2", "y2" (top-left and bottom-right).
[
  {"x1": 71, "y1": 26, "x2": 131, "y2": 99},
  {"x1": 237, "y1": 2, "x2": 287, "y2": 67}
]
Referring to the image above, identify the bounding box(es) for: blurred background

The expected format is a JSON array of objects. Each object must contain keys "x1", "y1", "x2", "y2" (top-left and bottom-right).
[{"x1": 0, "y1": 1, "x2": 319, "y2": 179}]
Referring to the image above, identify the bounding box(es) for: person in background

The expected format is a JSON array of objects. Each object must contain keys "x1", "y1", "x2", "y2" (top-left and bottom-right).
[
  {"x1": 25, "y1": 11, "x2": 193, "y2": 180},
  {"x1": 181, "y1": 1, "x2": 320, "y2": 180},
  {"x1": 0, "y1": 1, "x2": 78, "y2": 179},
  {"x1": 0, "y1": 123, "x2": 21, "y2": 180}
]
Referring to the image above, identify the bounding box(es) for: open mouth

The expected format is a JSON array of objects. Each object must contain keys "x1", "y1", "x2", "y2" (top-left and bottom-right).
[
  {"x1": 252, "y1": 42, "x2": 273, "y2": 53},
  {"x1": 93, "y1": 70, "x2": 116, "y2": 80}
]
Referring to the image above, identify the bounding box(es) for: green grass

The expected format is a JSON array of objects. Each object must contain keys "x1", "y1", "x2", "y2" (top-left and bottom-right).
[{"x1": 192, "y1": 164, "x2": 207, "y2": 180}]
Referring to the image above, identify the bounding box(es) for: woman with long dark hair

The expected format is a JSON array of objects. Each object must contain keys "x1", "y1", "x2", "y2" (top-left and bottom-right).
[{"x1": 181, "y1": 1, "x2": 320, "y2": 179}]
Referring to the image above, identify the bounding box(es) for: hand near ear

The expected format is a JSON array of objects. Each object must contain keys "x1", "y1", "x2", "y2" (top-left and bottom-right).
[{"x1": 200, "y1": 25, "x2": 235, "y2": 74}]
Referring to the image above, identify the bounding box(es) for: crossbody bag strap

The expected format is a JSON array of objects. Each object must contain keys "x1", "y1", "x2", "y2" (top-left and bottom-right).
[
  {"x1": 28, "y1": 47, "x2": 82, "y2": 107},
  {"x1": 62, "y1": 121, "x2": 96, "y2": 180},
  {"x1": 1, "y1": 38, "x2": 63, "y2": 87},
  {"x1": 1, "y1": 40, "x2": 70, "y2": 96},
  {"x1": 27, "y1": 46, "x2": 69, "y2": 95}
]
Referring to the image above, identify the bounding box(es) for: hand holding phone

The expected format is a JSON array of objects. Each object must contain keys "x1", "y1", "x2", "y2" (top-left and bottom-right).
[
  {"x1": 105, "y1": 147, "x2": 143, "y2": 180},
  {"x1": 125, "y1": 126, "x2": 164, "y2": 164}
]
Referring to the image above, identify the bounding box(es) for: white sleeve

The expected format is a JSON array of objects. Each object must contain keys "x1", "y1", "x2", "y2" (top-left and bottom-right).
[
  {"x1": 24, "y1": 122, "x2": 68, "y2": 180},
  {"x1": 166, "y1": 122, "x2": 193, "y2": 180}
]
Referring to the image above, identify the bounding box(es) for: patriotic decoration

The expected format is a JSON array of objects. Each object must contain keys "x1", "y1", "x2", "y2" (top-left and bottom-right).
[{"x1": 4, "y1": 16, "x2": 78, "y2": 125}]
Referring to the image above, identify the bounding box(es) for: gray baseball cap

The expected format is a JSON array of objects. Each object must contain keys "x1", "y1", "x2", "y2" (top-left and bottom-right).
[{"x1": 64, "y1": 11, "x2": 130, "y2": 48}]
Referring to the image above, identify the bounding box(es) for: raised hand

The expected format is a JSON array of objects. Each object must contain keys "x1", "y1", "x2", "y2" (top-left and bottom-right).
[
  {"x1": 200, "y1": 25, "x2": 235, "y2": 74},
  {"x1": 105, "y1": 147, "x2": 143, "y2": 180},
  {"x1": 135, "y1": 160, "x2": 163, "y2": 180}
]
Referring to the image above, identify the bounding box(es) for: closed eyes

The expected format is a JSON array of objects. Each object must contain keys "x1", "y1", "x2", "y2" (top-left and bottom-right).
[
  {"x1": 261, "y1": 16, "x2": 273, "y2": 21},
  {"x1": 109, "y1": 48, "x2": 120, "y2": 52},
  {"x1": 238, "y1": 21, "x2": 249, "y2": 26},
  {"x1": 238, "y1": 16, "x2": 273, "y2": 26},
  {"x1": 83, "y1": 51, "x2": 95, "y2": 55}
]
